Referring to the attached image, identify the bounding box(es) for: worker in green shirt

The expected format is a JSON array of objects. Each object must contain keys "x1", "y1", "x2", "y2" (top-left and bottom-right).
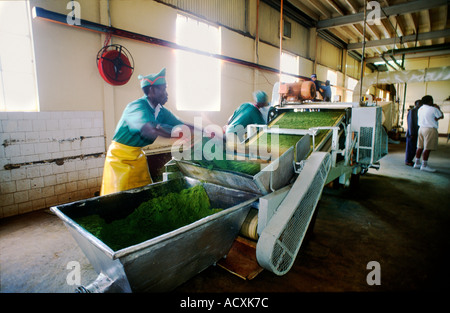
[
  {"x1": 225, "y1": 90, "x2": 269, "y2": 142},
  {"x1": 100, "y1": 68, "x2": 192, "y2": 196}
]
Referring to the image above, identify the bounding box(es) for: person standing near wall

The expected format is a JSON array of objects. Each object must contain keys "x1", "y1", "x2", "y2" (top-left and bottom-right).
[
  {"x1": 321, "y1": 80, "x2": 332, "y2": 102},
  {"x1": 405, "y1": 99, "x2": 422, "y2": 166},
  {"x1": 311, "y1": 74, "x2": 323, "y2": 101},
  {"x1": 413, "y1": 95, "x2": 444, "y2": 172}
]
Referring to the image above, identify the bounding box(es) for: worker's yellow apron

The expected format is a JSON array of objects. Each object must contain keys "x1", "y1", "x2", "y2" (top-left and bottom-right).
[{"x1": 100, "y1": 141, "x2": 152, "y2": 196}]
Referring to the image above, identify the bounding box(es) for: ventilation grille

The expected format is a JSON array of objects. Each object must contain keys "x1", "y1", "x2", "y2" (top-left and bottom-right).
[
  {"x1": 359, "y1": 127, "x2": 373, "y2": 147},
  {"x1": 357, "y1": 119, "x2": 388, "y2": 165},
  {"x1": 257, "y1": 152, "x2": 331, "y2": 276},
  {"x1": 373, "y1": 112, "x2": 388, "y2": 161}
]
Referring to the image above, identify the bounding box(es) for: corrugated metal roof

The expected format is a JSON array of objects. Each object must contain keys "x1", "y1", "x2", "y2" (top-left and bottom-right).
[{"x1": 284, "y1": 0, "x2": 450, "y2": 70}]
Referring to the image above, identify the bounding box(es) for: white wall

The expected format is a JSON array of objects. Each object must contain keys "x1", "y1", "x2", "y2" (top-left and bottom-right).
[
  {"x1": 0, "y1": 111, "x2": 105, "y2": 218},
  {"x1": 28, "y1": 0, "x2": 367, "y2": 140},
  {"x1": 397, "y1": 55, "x2": 450, "y2": 133}
]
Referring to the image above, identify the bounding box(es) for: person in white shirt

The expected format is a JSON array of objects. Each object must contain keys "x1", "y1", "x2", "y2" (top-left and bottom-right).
[{"x1": 413, "y1": 95, "x2": 444, "y2": 172}]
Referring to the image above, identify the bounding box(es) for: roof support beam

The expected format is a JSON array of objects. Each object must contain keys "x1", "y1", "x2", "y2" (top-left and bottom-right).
[
  {"x1": 389, "y1": 55, "x2": 405, "y2": 70},
  {"x1": 343, "y1": 0, "x2": 358, "y2": 14},
  {"x1": 287, "y1": 0, "x2": 320, "y2": 20},
  {"x1": 304, "y1": 0, "x2": 331, "y2": 19},
  {"x1": 381, "y1": 55, "x2": 398, "y2": 71},
  {"x1": 347, "y1": 28, "x2": 450, "y2": 50},
  {"x1": 365, "y1": 44, "x2": 450, "y2": 63},
  {"x1": 316, "y1": 0, "x2": 448, "y2": 29},
  {"x1": 325, "y1": 0, "x2": 345, "y2": 16}
]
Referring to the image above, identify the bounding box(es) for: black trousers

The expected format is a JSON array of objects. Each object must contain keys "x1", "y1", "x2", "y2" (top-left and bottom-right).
[{"x1": 405, "y1": 135, "x2": 417, "y2": 163}]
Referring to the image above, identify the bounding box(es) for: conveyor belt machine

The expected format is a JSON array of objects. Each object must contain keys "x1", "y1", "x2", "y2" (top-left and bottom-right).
[{"x1": 163, "y1": 82, "x2": 388, "y2": 278}]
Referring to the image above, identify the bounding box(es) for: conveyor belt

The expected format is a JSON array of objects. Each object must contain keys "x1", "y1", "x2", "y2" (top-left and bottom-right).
[
  {"x1": 172, "y1": 109, "x2": 346, "y2": 196},
  {"x1": 246, "y1": 109, "x2": 346, "y2": 156}
]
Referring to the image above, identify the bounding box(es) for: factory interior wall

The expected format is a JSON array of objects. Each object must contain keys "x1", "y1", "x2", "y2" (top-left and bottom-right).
[
  {"x1": 0, "y1": 0, "x2": 107, "y2": 218},
  {"x1": 409, "y1": 56, "x2": 450, "y2": 134},
  {"x1": 0, "y1": 111, "x2": 106, "y2": 218},
  {"x1": 316, "y1": 37, "x2": 341, "y2": 72},
  {"x1": 346, "y1": 54, "x2": 362, "y2": 79},
  {"x1": 257, "y1": 1, "x2": 310, "y2": 59},
  {"x1": 23, "y1": 0, "x2": 449, "y2": 131},
  {"x1": 363, "y1": 55, "x2": 450, "y2": 133},
  {"x1": 403, "y1": 55, "x2": 450, "y2": 105},
  {"x1": 30, "y1": 0, "x2": 103, "y2": 113},
  {"x1": 28, "y1": 0, "x2": 362, "y2": 147}
]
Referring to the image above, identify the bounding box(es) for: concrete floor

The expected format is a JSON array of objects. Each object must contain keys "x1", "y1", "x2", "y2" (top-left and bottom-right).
[{"x1": 1, "y1": 137, "x2": 449, "y2": 294}]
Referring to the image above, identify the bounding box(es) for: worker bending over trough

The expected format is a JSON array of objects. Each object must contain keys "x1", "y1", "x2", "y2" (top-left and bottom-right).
[
  {"x1": 225, "y1": 90, "x2": 269, "y2": 143},
  {"x1": 100, "y1": 68, "x2": 192, "y2": 196}
]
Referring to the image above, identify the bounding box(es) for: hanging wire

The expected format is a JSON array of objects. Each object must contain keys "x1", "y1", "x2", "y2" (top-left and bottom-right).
[
  {"x1": 107, "y1": 0, "x2": 112, "y2": 27},
  {"x1": 103, "y1": 0, "x2": 112, "y2": 47},
  {"x1": 279, "y1": 0, "x2": 284, "y2": 85},
  {"x1": 359, "y1": 0, "x2": 368, "y2": 104},
  {"x1": 103, "y1": 32, "x2": 112, "y2": 47}
]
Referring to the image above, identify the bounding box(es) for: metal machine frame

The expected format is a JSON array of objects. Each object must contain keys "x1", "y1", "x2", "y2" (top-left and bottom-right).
[
  {"x1": 161, "y1": 82, "x2": 389, "y2": 279},
  {"x1": 263, "y1": 82, "x2": 388, "y2": 187}
]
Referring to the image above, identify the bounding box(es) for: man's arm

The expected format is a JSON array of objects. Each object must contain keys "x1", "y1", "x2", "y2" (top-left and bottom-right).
[
  {"x1": 434, "y1": 104, "x2": 444, "y2": 121},
  {"x1": 141, "y1": 121, "x2": 204, "y2": 141},
  {"x1": 140, "y1": 122, "x2": 172, "y2": 139}
]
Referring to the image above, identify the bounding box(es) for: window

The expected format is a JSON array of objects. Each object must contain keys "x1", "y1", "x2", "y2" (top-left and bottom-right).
[
  {"x1": 0, "y1": 0, "x2": 38, "y2": 111},
  {"x1": 345, "y1": 90, "x2": 353, "y2": 102},
  {"x1": 282, "y1": 20, "x2": 291, "y2": 39},
  {"x1": 327, "y1": 69, "x2": 337, "y2": 99},
  {"x1": 346, "y1": 77, "x2": 358, "y2": 102},
  {"x1": 280, "y1": 52, "x2": 298, "y2": 83},
  {"x1": 175, "y1": 14, "x2": 221, "y2": 111},
  {"x1": 347, "y1": 77, "x2": 358, "y2": 91}
]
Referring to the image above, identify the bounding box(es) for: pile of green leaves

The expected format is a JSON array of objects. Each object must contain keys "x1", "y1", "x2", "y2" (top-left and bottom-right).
[{"x1": 75, "y1": 185, "x2": 221, "y2": 251}]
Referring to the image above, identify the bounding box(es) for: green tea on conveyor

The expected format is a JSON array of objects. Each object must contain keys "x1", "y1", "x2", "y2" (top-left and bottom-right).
[
  {"x1": 190, "y1": 137, "x2": 262, "y2": 176},
  {"x1": 272, "y1": 110, "x2": 344, "y2": 129},
  {"x1": 248, "y1": 110, "x2": 345, "y2": 154},
  {"x1": 74, "y1": 184, "x2": 222, "y2": 251}
]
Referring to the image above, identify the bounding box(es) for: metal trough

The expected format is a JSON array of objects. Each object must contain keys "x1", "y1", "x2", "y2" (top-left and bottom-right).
[
  {"x1": 170, "y1": 144, "x2": 297, "y2": 195},
  {"x1": 51, "y1": 177, "x2": 258, "y2": 292}
]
